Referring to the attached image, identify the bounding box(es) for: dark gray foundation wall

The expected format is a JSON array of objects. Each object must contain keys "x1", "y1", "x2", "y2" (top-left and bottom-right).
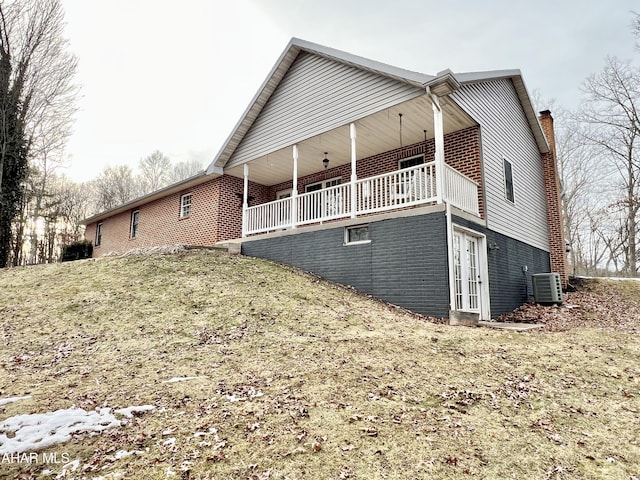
[
  {"x1": 240, "y1": 212, "x2": 553, "y2": 320},
  {"x1": 241, "y1": 213, "x2": 452, "y2": 318},
  {"x1": 452, "y1": 216, "x2": 552, "y2": 316}
]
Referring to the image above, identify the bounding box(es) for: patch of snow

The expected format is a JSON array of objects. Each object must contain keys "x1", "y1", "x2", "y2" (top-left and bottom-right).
[
  {"x1": 0, "y1": 404, "x2": 156, "y2": 455},
  {"x1": 224, "y1": 394, "x2": 245, "y2": 402},
  {"x1": 0, "y1": 395, "x2": 32, "y2": 406},
  {"x1": 89, "y1": 473, "x2": 124, "y2": 480},
  {"x1": 224, "y1": 388, "x2": 263, "y2": 403},
  {"x1": 163, "y1": 437, "x2": 176, "y2": 446},
  {"x1": 162, "y1": 376, "x2": 207, "y2": 383},
  {"x1": 0, "y1": 407, "x2": 121, "y2": 455},
  {"x1": 56, "y1": 459, "x2": 80, "y2": 478},
  {"x1": 193, "y1": 427, "x2": 217, "y2": 438},
  {"x1": 113, "y1": 449, "x2": 143, "y2": 460},
  {"x1": 577, "y1": 275, "x2": 640, "y2": 282},
  {"x1": 114, "y1": 405, "x2": 155, "y2": 418}
]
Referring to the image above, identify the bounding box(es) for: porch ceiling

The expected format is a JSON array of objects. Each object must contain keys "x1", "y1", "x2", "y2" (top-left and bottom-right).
[{"x1": 224, "y1": 93, "x2": 476, "y2": 186}]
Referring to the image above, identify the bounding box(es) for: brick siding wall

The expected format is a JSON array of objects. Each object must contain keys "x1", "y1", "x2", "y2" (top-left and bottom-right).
[
  {"x1": 271, "y1": 126, "x2": 484, "y2": 217},
  {"x1": 215, "y1": 175, "x2": 272, "y2": 242},
  {"x1": 538, "y1": 111, "x2": 568, "y2": 286},
  {"x1": 86, "y1": 126, "x2": 482, "y2": 254},
  {"x1": 88, "y1": 177, "x2": 222, "y2": 255}
]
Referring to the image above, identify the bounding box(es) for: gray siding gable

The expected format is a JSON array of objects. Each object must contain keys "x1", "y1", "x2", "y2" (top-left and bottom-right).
[
  {"x1": 225, "y1": 52, "x2": 425, "y2": 169},
  {"x1": 451, "y1": 79, "x2": 550, "y2": 252}
]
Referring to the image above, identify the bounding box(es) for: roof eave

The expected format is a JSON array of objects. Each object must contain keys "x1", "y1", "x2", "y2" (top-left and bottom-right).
[
  {"x1": 206, "y1": 38, "x2": 435, "y2": 174},
  {"x1": 80, "y1": 170, "x2": 215, "y2": 225}
]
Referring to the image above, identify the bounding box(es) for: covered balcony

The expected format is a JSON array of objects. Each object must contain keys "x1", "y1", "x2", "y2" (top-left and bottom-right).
[
  {"x1": 243, "y1": 161, "x2": 479, "y2": 236},
  {"x1": 220, "y1": 84, "x2": 482, "y2": 239}
]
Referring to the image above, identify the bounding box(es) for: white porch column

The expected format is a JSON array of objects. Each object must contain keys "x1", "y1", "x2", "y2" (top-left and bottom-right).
[
  {"x1": 292, "y1": 144, "x2": 299, "y2": 229},
  {"x1": 350, "y1": 123, "x2": 357, "y2": 218},
  {"x1": 242, "y1": 163, "x2": 249, "y2": 237},
  {"x1": 429, "y1": 90, "x2": 445, "y2": 204}
]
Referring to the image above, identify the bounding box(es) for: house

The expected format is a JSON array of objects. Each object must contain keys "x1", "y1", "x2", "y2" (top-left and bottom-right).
[{"x1": 82, "y1": 38, "x2": 567, "y2": 321}]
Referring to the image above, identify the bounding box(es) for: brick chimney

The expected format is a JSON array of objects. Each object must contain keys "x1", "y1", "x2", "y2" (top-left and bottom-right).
[{"x1": 538, "y1": 110, "x2": 568, "y2": 287}]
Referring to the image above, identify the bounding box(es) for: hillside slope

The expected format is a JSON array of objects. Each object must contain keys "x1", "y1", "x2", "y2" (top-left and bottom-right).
[{"x1": 1, "y1": 250, "x2": 639, "y2": 479}]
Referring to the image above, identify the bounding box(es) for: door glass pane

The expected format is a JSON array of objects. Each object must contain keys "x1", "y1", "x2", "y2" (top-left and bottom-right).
[
  {"x1": 453, "y1": 232, "x2": 481, "y2": 313},
  {"x1": 467, "y1": 238, "x2": 479, "y2": 310},
  {"x1": 453, "y1": 233, "x2": 463, "y2": 310}
]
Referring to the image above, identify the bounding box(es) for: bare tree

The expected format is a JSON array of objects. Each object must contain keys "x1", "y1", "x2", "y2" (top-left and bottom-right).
[
  {"x1": 554, "y1": 112, "x2": 609, "y2": 276},
  {"x1": 93, "y1": 165, "x2": 138, "y2": 212},
  {"x1": 52, "y1": 174, "x2": 94, "y2": 238},
  {"x1": 138, "y1": 150, "x2": 171, "y2": 194},
  {"x1": 578, "y1": 56, "x2": 640, "y2": 275},
  {"x1": 633, "y1": 11, "x2": 640, "y2": 51},
  {"x1": 169, "y1": 158, "x2": 204, "y2": 184},
  {"x1": 0, "y1": 0, "x2": 77, "y2": 267}
]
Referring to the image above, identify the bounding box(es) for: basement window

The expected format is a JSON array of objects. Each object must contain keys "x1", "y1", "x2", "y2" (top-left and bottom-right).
[
  {"x1": 180, "y1": 193, "x2": 192, "y2": 218},
  {"x1": 503, "y1": 158, "x2": 515, "y2": 203},
  {"x1": 345, "y1": 225, "x2": 370, "y2": 245}
]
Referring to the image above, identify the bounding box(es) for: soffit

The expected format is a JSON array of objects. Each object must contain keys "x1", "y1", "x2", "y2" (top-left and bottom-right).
[{"x1": 223, "y1": 93, "x2": 476, "y2": 186}]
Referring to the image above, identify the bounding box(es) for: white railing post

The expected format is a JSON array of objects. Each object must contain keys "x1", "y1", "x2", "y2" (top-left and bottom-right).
[
  {"x1": 292, "y1": 145, "x2": 299, "y2": 229},
  {"x1": 429, "y1": 89, "x2": 445, "y2": 204},
  {"x1": 350, "y1": 123, "x2": 357, "y2": 218},
  {"x1": 242, "y1": 163, "x2": 249, "y2": 238}
]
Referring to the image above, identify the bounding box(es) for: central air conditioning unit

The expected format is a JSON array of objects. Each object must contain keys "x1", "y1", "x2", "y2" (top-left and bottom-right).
[{"x1": 532, "y1": 273, "x2": 563, "y2": 305}]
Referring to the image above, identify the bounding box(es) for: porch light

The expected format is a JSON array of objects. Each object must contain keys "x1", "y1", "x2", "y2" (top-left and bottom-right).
[{"x1": 323, "y1": 152, "x2": 329, "y2": 169}]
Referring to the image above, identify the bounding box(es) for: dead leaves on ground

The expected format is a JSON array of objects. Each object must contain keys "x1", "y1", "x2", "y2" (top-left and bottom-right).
[{"x1": 498, "y1": 279, "x2": 640, "y2": 332}]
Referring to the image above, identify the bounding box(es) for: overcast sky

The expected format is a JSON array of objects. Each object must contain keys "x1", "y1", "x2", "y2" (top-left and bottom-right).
[{"x1": 59, "y1": 0, "x2": 638, "y2": 182}]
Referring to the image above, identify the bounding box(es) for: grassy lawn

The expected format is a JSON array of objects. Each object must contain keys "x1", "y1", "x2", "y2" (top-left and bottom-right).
[{"x1": 1, "y1": 250, "x2": 639, "y2": 479}]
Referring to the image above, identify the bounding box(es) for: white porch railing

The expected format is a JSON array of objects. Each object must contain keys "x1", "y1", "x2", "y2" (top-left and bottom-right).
[
  {"x1": 443, "y1": 165, "x2": 480, "y2": 215},
  {"x1": 297, "y1": 183, "x2": 351, "y2": 225},
  {"x1": 244, "y1": 162, "x2": 479, "y2": 236},
  {"x1": 356, "y1": 162, "x2": 437, "y2": 214}
]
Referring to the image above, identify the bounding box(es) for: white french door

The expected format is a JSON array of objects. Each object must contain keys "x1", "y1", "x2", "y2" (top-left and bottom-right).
[{"x1": 453, "y1": 230, "x2": 482, "y2": 313}]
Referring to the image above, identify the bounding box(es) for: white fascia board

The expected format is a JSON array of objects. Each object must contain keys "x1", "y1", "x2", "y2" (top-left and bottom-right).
[
  {"x1": 291, "y1": 38, "x2": 433, "y2": 87},
  {"x1": 206, "y1": 38, "x2": 436, "y2": 175},
  {"x1": 80, "y1": 170, "x2": 214, "y2": 225},
  {"x1": 206, "y1": 39, "x2": 303, "y2": 175}
]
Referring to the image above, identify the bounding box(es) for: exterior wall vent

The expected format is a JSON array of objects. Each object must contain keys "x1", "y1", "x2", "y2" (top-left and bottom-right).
[{"x1": 532, "y1": 273, "x2": 563, "y2": 305}]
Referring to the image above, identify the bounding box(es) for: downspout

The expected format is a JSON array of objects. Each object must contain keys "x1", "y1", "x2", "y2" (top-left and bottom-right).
[
  {"x1": 445, "y1": 201, "x2": 456, "y2": 318},
  {"x1": 427, "y1": 86, "x2": 445, "y2": 205}
]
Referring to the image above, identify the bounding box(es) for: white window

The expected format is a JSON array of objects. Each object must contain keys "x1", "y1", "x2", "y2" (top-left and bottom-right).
[
  {"x1": 503, "y1": 158, "x2": 515, "y2": 203},
  {"x1": 305, "y1": 177, "x2": 341, "y2": 192},
  {"x1": 277, "y1": 188, "x2": 292, "y2": 199},
  {"x1": 130, "y1": 210, "x2": 139, "y2": 238},
  {"x1": 180, "y1": 193, "x2": 192, "y2": 218},
  {"x1": 398, "y1": 154, "x2": 424, "y2": 170},
  {"x1": 304, "y1": 177, "x2": 343, "y2": 219},
  {"x1": 345, "y1": 225, "x2": 370, "y2": 245},
  {"x1": 95, "y1": 223, "x2": 103, "y2": 246}
]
